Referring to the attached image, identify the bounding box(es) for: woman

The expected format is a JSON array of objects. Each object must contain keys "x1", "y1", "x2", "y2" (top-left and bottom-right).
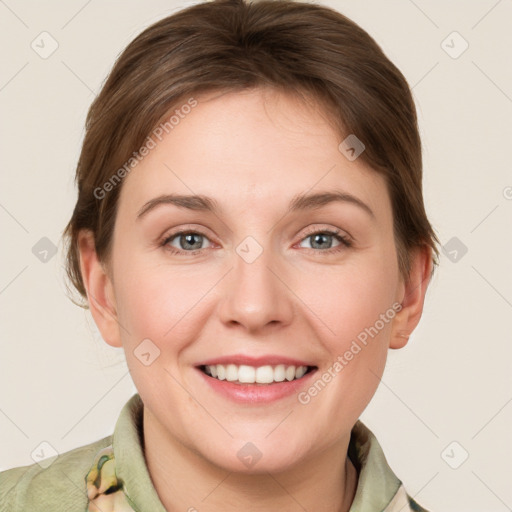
[{"x1": 0, "y1": 0, "x2": 439, "y2": 510}]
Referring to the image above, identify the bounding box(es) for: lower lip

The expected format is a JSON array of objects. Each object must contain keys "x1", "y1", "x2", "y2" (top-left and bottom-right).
[{"x1": 195, "y1": 367, "x2": 318, "y2": 404}]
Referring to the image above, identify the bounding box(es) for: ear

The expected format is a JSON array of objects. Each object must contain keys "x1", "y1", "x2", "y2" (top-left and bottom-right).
[
  {"x1": 390, "y1": 246, "x2": 433, "y2": 349},
  {"x1": 78, "y1": 230, "x2": 122, "y2": 348}
]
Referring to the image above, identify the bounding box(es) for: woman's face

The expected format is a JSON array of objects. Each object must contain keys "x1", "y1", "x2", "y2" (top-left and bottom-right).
[{"x1": 91, "y1": 88, "x2": 416, "y2": 472}]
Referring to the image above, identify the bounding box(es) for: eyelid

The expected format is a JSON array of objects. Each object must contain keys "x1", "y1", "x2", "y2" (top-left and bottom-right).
[
  {"x1": 161, "y1": 224, "x2": 216, "y2": 241},
  {"x1": 299, "y1": 224, "x2": 351, "y2": 240}
]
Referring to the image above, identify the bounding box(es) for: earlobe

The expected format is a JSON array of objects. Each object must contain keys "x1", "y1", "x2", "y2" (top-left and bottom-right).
[
  {"x1": 78, "y1": 230, "x2": 122, "y2": 348},
  {"x1": 390, "y1": 246, "x2": 433, "y2": 350}
]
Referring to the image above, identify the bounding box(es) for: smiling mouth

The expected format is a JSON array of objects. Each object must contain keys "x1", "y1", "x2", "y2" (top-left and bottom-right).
[{"x1": 198, "y1": 364, "x2": 317, "y2": 385}]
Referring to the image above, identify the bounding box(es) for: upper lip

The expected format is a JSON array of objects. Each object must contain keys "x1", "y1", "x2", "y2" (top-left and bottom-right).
[{"x1": 196, "y1": 354, "x2": 316, "y2": 368}]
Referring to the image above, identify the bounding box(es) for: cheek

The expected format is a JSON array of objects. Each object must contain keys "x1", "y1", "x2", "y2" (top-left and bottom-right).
[
  {"x1": 296, "y1": 251, "x2": 398, "y2": 348},
  {"x1": 112, "y1": 255, "x2": 218, "y2": 352},
  {"x1": 292, "y1": 249, "x2": 398, "y2": 418}
]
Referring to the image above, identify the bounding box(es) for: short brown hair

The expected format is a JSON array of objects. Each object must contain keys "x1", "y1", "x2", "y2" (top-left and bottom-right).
[{"x1": 63, "y1": 0, "x2": 440, "y2": 307}]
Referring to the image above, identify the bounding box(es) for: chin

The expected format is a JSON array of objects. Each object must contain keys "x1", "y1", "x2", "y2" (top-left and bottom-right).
[{"x1": 198, "y1": 436, "x2": 310, "y2": 475}]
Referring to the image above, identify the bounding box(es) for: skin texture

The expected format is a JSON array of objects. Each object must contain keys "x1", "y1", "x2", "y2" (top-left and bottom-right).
[{"x1": 78, "y1": 87, "x2": 432, "y2": 511}]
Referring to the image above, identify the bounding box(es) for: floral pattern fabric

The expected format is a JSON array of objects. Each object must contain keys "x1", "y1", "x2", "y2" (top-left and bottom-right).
[{"x1": 85, "y1": 445, "x2": 134, "y2": 512}]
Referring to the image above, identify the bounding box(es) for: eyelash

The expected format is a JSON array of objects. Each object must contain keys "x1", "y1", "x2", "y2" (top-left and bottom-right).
[{"x1": 160, "y1": 227, "x2": 352, "y2": 256}]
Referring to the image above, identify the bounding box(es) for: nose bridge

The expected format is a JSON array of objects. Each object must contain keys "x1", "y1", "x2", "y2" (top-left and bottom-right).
[{"x1": 218, "y1": 235, "x2": 293, "y2": 330}]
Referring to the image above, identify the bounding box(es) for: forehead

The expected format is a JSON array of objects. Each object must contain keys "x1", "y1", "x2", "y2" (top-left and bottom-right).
[{"x1": 117, "y1": 88, "x2": 389, "y2": 220}]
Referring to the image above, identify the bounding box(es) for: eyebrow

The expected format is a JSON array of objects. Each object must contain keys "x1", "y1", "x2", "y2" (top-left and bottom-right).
[{"x1": 136, "y1": 190, "x2": 375, "y2": 220}]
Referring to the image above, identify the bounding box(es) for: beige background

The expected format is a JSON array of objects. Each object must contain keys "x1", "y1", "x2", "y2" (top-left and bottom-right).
[{"x1": 1, "y1": 1, "x2": 511, "y2": 510}]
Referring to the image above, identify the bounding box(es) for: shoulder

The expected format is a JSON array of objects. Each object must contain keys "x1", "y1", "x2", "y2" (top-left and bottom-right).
[
  {"x1": 0, "y1": 435, "x2": 112, "y2": 512},
  {"x1": 348, "y1": 421, "x2": 433, "y2": 512}
]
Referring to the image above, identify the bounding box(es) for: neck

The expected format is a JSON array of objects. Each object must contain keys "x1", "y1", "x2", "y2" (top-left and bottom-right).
[{"x1": 143, "y1": 408, "x2": 358, "y2": 512}]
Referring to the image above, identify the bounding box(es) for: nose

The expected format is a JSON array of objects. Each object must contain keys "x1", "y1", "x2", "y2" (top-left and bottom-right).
[{"x1": 217, "y1": 241, "x2": 295, "y2": 334}]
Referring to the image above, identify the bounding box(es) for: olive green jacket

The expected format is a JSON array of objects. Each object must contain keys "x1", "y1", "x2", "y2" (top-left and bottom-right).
[{"x1": 0, "y1": 393, "x2": 430, "y2": 511}]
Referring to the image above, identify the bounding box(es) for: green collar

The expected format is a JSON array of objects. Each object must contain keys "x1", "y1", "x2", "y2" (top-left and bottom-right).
[{"x1": 85, "y1": 394, "x2": 425, "y2": 512}]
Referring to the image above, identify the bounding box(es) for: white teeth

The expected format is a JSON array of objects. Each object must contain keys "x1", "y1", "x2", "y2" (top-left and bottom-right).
[
  {"x1": 295, "y1": 366, "x2": 307, "y2": 379},
  {"x1": 238, "y1": 365, "x2": 256, "y2": 383},
  {"x1": 226, "y1": 364, "x2": 238, "y2": 382},
  {"x1": 285, "y1": 366, "x2": 296, "y2": 381},
  {"x1": 274, "y1": 364, "x2": 286, "y2": 382},
  {"x1": 203, "y1": 364, "x2": 310, "y2": 384},
  {"x1": 255, "y1": 365, "x2": 274, "y2": 384},
  {"x1": 216, "y1": 365, "x2": 226, "y2": 380}
]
